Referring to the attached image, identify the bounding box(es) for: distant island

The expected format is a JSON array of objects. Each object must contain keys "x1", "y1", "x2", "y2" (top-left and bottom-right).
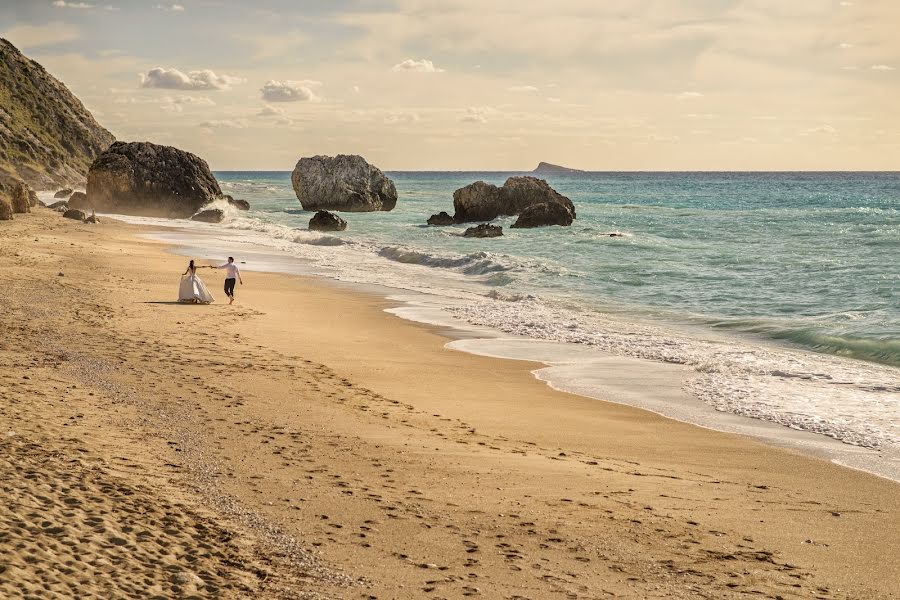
[{"x1": 532, "y1": 161, "x2": 586, "y2": 175}]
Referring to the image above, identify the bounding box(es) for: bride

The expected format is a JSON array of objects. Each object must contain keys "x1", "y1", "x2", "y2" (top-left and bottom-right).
[{"x1": 178, "y1": 260, "x2": 215, "y2": 304}]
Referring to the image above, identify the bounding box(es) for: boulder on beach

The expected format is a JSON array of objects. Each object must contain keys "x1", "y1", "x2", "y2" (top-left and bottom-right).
[
  {"x1": 291, "y1": 154, "x2": 397, "y2": 212},
  {"x1": 67, "y1": 191, "x2": 89, "y2": 210},
  {"x1": 63, "y1": 208, "x2": 86, "y2": 221},
  {"x1": 48, "y1": 200, "x2": 68, "y2": 210},
  {"x1": 225, "y1": 195, "x2": 250, "y2": 211},
  {"x1": 28, "y1": 189, "x2": 39, "y2": 207},
  {"x1": 11, "y1": 182, "x2": 31, "y2": 213},
  {"x1": 427, "y1": 211, "x2": 456, "y2": 226},
  {"x1": 0, "y1": 197, "x2": 12, "y2": 220},
  {"x1": 191, "y1": 208, "x2": 224, "y2": 223},
  {"x1": 54, "y1": 188, "x2": 74, "y2": 199},
  {"x1": 87, "y1": 141, "x2": 223, "y2": 218},
  {"x1": 308, "y1": 210, "x2": 347, "y2": 232},
  {"x1": 511, "y1": 201, "x2": 575, "y2": 228},
  {"x1": 452, "y1": 176, "x2": 575, "y2": 225},
  {"x1": 463, "y1": 223, "x2": 503, "y2": 238},
  {"x1": 85, "y1": 213, "x2": 100, "y2": 224}
]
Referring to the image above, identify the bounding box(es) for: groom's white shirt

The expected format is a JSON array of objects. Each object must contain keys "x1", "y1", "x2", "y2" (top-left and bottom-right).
[{"x1": 218, "y1": 263, "x2": 240, "y2": 279}]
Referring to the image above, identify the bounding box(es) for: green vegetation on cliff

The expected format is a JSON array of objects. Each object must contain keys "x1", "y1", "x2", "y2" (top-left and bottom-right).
[{"x1": 0, "y1": 38, "x2": 114, "y2": 196}]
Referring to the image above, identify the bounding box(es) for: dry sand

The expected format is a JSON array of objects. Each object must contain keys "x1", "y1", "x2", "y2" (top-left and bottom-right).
[{"x1": 1, "y1": 208, "x2": 898, "y2": 599}]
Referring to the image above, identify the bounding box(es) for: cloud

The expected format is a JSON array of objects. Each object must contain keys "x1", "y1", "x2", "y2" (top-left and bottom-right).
[
  {"x1": 459, "y1": 106, "x2": 491, "y2": 123},
  {"x1": 257, "y1": 105, "x2": 285, "y2": 117},
  {"x1": 391, "y1": 59, "x2": 444, "y2": 73},
  {"x1": 508, "y1": 85, "x2": 539, "y2": 92},
  {"x1": 675, "y1": 91, "x2": 704, "y2": 100},
  {"x1": 870, "y1": 64, "x2": 895, "y2": 71},
  {"x1": 157, "y1": 3, "x2": 185, "y2": 11},
  {"x1": 198, "y1": 119, "x2": 249, "y2": 131},
  {"x1": 139, "y1": 67, "x2": 243, "y2": 90},
  {"x1": 802, "y1": 124, "x2": 837, "y2": 135},
  {"x1": 52, "y1": 1, "x2": 95, "y2": 8},
  {"x1": 260, "y1": 80, "x2": 322, "y2": 102},
  {"x1": 160, "y1": 95, "x2": 215, "y2": 112},
  {"x1": 838, "y1": 43, "x2": 854, "y2": 49},
  {"x1": 384, "y1": 111, "x2": 420, "y2": 124},
  {"x1": 2, "y1": 22, "x2": 80, "y2": 48},
  {"x1": 547, "y1": 97, "x2": 561, "y2": 103}
]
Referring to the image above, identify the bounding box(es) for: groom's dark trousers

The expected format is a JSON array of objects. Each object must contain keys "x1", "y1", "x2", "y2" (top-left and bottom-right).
[{"x1": 224, "y1": 278, "x2": 236, "y2": 298}]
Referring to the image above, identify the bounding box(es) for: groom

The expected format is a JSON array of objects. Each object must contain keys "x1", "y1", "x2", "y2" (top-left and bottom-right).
[{"x1": 216, "y1": 257, "x2": 243, "y2": 304}]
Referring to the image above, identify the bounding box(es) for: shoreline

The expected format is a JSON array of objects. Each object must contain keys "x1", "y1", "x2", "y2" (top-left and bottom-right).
[
  {"x1": 2, "y1": 209, "x2": 898, "y2": 598},
  {"x1": 126, "y1": 214, "x2": 900, "y2": 483}
]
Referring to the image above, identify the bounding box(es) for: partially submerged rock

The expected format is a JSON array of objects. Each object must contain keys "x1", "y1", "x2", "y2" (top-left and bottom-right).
[
  {"x1": 67, "y1": 191, "x2": 90, "y2": 210},
  {"x1": 225, "y1": 195, "x2": 250, "y2": 211},
  {"x1": 452, "y1": 176, "x2": 575, "y2": 225},
  {"x1": 291, "y1": 154, "x2": 397, "y2": 212},
  {"x1": 511, "y1": 201, "x2": 575, "y2": 228},
  {"x1": 63, "y1": 208, "x2": 86, "y2": 221},
  {"x1": 191, "y1": 208, "x2": 224, "y2": 223},
  {"x1": 87, "y1": 141, "x2": 223, "y2": 218},
  {"x1": 427, "y1": 211, "x2": 456, "y2": 226},
  {"x1": 463, "y1": 223, "x2": 503, "y2": 238},
  {"x1": 308, "y1": 210, "x2": 348, "y2": 232},
  {"x1": 54, "y1": 188, "x2": 74, "y2": 199}
]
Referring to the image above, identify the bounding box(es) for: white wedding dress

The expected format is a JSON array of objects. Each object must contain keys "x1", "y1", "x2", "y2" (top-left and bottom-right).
[{"x1": 178, "y1": 271, "x2": 215, "y2": 304}]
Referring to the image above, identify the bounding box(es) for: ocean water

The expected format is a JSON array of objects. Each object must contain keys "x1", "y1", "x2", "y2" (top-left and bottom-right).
[{"x1": 97, "y1": 171, "x2": 900, "y2": 471}]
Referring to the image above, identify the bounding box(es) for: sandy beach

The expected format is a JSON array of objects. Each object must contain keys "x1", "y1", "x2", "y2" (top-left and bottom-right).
[{"x1": 1, "y1": 208, "x2": 898, "y2": 599}]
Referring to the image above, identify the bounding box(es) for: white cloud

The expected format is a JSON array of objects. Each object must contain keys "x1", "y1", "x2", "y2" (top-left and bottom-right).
[
  {"x1": 257, "y1": 105, "x2": 285, "y2": 117},
  {"x1": 52, "y1": 1, "x2": 95, "y2": 8},
  {"x1": 2, "y1": 22, "x2": 80, "y2": 48},
  {"x1": 384, "y1": 111, "x2": 420, "y2": 124},
  {"x1": 199, "y1": 119, "x2": 249, "y2": 130},
  {"x1": 802, "y1": 124, "x2": 837, "y2": 135},
  {"x1": 870, "y1": 64, "x2": 895, "y2": 71},
  {"x1": 157, "y1": 3, "x2": 185, "y2": 12},
  {"x1": 160, "y1": 95, "x2": 215, "y2": 112},
  {"x1": 547, "y1": 97, "x2": 561, "y2": 103},
  {"x1": 459, "y1": 106, "x2": 491, "y2": 123},
  {"x1": 260, "y1": 80, "x2": 322, "y2": 102},
  {"x1": 675, "y1": 91, "x2": 704, "y2": 100},
  {"x1": 508, "y1": 85, "x2": 539, "y2": 92},
  {"x1": 391, "y1": 59, "x2": 444, "y2": 73},
  {"x1": 139, "y1": 67, "x2": 243, "y2": 90}
]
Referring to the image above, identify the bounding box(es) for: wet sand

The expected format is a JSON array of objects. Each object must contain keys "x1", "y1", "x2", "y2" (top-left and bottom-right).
[{"x1": 1, "y1": 208, "x2": 898, "y2": 599}]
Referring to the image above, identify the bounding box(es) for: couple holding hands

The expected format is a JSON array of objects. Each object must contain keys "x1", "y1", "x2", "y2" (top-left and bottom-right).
[{"x1": 179, "y1": 257, "x2": 243, "y2": 305}]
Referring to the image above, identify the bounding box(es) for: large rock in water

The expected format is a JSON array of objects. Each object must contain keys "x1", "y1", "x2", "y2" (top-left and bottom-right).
[
  {"x1": 308, "y1": 210, "x2": 347, "y2": 231},
  {"x1": 291, "y1": 154, "x2": 397, "y2": 212},
  {"x1": 452, "y1": 176, "x2": 575, "y2": 224},
  {"x1": 191, "y1": 208, "x2": 224, "y2": 223},
  {"x1": 87, "y1": 141, "x2": 223, "y2": 218},
  {"x1": 427, "y1": 211, "x2": 456, "y2": 226},
  {"x1": 463, "y1": 223, "x2": 503, "y2": 238},
  {"x1": 67, "y1": 191, "x2": 89, "y2": 210},
  {"x1": 511, "y1": 201, "x2": 575, "y2": 228}
]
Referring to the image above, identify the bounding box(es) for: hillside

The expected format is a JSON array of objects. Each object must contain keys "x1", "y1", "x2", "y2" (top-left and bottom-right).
[{"x1": 0, "y1": 38, "x2": 114, "y2": 193}]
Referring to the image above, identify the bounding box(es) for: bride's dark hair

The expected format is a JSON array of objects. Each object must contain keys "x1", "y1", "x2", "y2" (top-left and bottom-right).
[{"x1": 188, "y1": 259, "x2": 195, "y2": 270}]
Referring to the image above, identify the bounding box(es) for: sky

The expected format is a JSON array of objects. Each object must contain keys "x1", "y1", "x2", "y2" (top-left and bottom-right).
[{"x1": 1, "y1": 0, "x2": 898, "y2": 170}]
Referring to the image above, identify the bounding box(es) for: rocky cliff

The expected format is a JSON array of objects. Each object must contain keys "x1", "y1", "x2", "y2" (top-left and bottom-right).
[{"x1": 0, "y1": 38, "x2": 115, "y2": 192}]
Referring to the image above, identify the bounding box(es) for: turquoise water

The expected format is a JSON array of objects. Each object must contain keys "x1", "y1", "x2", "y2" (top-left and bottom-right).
[{"x1": 216, "y1": 171, "x2": 899, "y2": 368}]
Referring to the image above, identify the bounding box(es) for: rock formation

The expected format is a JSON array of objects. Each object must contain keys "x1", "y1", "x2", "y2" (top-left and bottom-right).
[
  {"x1": 308, "y1": 210, "x2": 348, "y2": 232},
  {"x1": 511, "y1": 201, "x2": 575, "y2": 228},
  {"x1": 87, "y1": 141, "x2": 223, "y2": 218},
  {"x1": 452, "y1": 176, "x2": 575, "y2": 225},
  {"x1": 463, "y1": 223, "x2": 503, "y2": 238},
  {"x1": 0, "y1": 38, "x2": 114, "y2": 190},
  {"x1": 67, "y1": 191, "x2": 89, "y2": 210},
  {"x1": 47, "y1": 200, "x2": 68, "y2": 211},
  {"x1": 10, "y1": 182, "x2": 31, "y2": 213},
  {"x1": 191, "y1": 208, "x2": 224, "y2": 223},
  {"x1": 225, "y1": 195, "x2": 250, "y2": 211},
  {"x1": 63, "y1": 208, "x2": 86, "y2": 221},
  {"x1": 0, "y1": 197, "x2": 11, "y2": 220},
  {"x1": 291, "y1": 154, "x2": 397, "y2": 212},
  {"x1": 28, "y1": 189, "x2": 39, "y2": 207},
  {"x1": 427, "y1": 211, "x2": 456, "y2": 226},
  {"x1": 532, "y1": 161, "x2": 586, "y2": 175},
  {"x1": 54, "y1": 188, "x2": 74, "y2": 199}
]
